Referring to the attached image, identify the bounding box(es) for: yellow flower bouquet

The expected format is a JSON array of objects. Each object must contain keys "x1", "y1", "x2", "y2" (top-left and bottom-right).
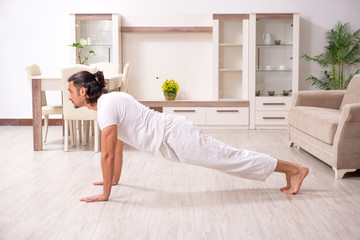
[
  {"x1": 162, "y1": 79, "x2": 179, "y2": 93},
  {"x1": 162, "y1": 79, "x2": 179, "y2": 100}
]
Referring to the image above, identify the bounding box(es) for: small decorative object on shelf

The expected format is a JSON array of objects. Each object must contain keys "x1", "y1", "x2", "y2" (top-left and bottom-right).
[
  {"x1": 264, "y1": 65, "x2": 272, "y2": 70},
  {"x1": 274, "y1": 40, "x2": 281, "y2": 45},
  {"x1": 278, "y1": 65, "x2": 286, "y2": 70},
  {"x1": 162, "y1": 79, "x2": 179, "y2": 101},
  {"x1": 263, "y1": 32, "x2": 271, "y2": 45},
  {"x1": 268, "y1": 91, "x2": 275, "y2": 96},
  {"x1": 68, "y1": 43, "x2": 97, "y2": 64},
  {"x1": 282, "y1": 90, "x2": 290, "y2": 96}
]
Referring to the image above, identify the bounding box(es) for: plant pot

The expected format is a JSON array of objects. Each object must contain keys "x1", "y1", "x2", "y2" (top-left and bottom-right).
[{"x1": 164, "y1": 92, "x2": 177, "y2": 101}]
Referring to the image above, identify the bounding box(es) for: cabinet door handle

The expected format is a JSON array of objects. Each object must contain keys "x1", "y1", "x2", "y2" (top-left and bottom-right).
[
  {"x1": 263, "y1": 117, "x2": 285, "y2": 120},
  {"x1": 216, "y1": 110, "x2": 239, "y2": 113},
  {"x1": 173, "y1": 110, "x2": 196, "y2": 113},
  {"x1": 263, "y1": 103, "x2": 285, "y2": 106}
]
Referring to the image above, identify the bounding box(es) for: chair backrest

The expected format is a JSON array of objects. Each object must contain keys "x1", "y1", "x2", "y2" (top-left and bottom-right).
[
  {"x1": 61, "y1": 64, "x2": 98, "y2": 120},
  {"x1": 90, "y1": 62, "x2": 120, "y2": 74},
  {"x1": 120, "y1": 63, "x2": 130, "y2": 93},
  {"x1": 340, "y1": 74, "x2": 360, "y2": 109},
  {"x1": 25, "y1": 64, "x2": 47, "y2": 106}
]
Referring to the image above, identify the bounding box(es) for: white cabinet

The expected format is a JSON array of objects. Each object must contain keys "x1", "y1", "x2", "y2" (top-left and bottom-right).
[
  {"x1": 255, "y1": 96, "x2": 292, "y2": 110},
  {"x1": 249, "y1": 13, "x2": 299, "y2": 129},
  {"x1": 255, "y1": 97, "x2": 291, "y2": 128},
  {"x1": 205, "y1": 107, "x2": 249, "y2": 126},
  {"x1": 69, "y1": 14, "x2": 121, "y2": 65},
  {"x1": 163, "y1": 107, "x2": 249, "y2": 128},
  {"x1": 163, "y1": 107, "x2": 206, "y2": 125},
  {"x1": 213, "y1": 14, "x2": 249, "y2": 101}
]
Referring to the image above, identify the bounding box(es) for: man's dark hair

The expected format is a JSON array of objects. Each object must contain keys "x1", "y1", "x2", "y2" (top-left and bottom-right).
[{"x1": 68, "y1": 70, "x2": 108, "y2": 105}]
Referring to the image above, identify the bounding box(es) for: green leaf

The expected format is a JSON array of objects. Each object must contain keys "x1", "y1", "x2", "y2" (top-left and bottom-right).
[
  {"x1": 68, "y1": 42, "x2": 97, "y2": 64},
  {"x1": 302, "y1": 21, "x2": 360, "y2": 89}
]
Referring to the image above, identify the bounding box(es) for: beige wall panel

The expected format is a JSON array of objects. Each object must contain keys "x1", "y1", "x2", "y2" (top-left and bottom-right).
[{"x1": 123, "y1": 32, "x2": 213, "y2": 100}]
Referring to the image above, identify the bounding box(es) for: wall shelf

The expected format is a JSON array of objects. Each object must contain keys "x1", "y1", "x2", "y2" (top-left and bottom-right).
[
  {"x1": 213, "y1": 14, "x2": 249, "y2": 20},
  {"x1": 220, "y1": 43, "x2": 243, "y2": 47},
  {"x1": 220, "y1": 69, "x2": 243, "y2": 72},
  {"x1": 257, "y1": 44, "x2": 293, "y2": 47},
  {"x1": 121, "y1": 27, "x2": 213, "y2": 33},
  {"x1": 255, "y1": 13, "x2": 294, "y2": 20},
  {"x1": 74, "y1": 14, "x2": 112, "y2": 20},
  {"x1": 256, "y1": 69, "x2": 292, "y2": 72},
  {"x1": 139, "y1": 100, "x2": 249, "y2": 108},
  {"x1": 85, "y1": 44, "x2": 112, "y2": 47}
]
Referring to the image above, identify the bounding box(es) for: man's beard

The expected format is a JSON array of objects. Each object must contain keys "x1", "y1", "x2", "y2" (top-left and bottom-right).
[{"x1": 71, "y1": 100, "x2": 80, "y2": 109}]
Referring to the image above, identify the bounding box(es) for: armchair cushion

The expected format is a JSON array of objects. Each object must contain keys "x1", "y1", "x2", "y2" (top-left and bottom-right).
[
  {"x1": 340, "y1": 75, "x2": 360, "y2": 110},
  {"x1": 288, "y1": 106, "x2": 341, "y2": 144},
  {"x1": 293, "y1": 90, "x2": 345, "y2": 109}
]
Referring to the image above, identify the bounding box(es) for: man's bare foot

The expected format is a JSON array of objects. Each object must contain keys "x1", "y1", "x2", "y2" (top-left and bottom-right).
[
  {"x1": 274, "y1": 160, "x2": 309, "y2": 195},
  {"x1": 93, "y1": 181, "x2": 118, "y2": 186},
  {"x1": 282, "y1": 166, "x2": 309, "y2": 195},
  {"x1": 280, "y1": 174, "x2": 291, "y2": 192}
]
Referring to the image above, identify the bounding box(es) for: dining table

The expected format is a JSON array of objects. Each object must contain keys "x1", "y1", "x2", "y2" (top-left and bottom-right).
[{"x1": 31, "y1": 73, "x2": 122, "y2": 151}]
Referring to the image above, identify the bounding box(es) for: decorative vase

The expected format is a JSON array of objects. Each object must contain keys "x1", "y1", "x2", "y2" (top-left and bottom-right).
[{"x1": 164, "y1": 92, "x2": 177, "y2": 101}]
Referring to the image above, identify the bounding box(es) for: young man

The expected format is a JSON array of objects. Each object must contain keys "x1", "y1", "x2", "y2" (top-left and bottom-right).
[{"x1": 67, "y1": 71, "x2": 309, "y2": 203}]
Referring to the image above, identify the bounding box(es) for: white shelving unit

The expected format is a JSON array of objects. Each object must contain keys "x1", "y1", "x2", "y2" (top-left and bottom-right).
[
  {"x1": 213, "y1": 14, "x2": 249, "y2": 101},
  {"x1": 249, "y1": 13, "x2": 299, "y2": 129},
  {"x1": 65, "y1": 13, "x2": 300, "y2": 130}
]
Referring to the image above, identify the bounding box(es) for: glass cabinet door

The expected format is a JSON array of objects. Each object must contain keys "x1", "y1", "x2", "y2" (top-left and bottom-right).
[
  {"x1": 70, "y1": 14, "x2": 120, "y2": 65},
  {"x1": 76, "y1": 18, "x2": 113, "y2": 63},
  {"x1": 255, "y1": 14, "x2": 294, "y2": 97}
]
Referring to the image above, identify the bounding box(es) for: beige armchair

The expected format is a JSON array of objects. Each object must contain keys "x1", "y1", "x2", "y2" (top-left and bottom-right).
[{"x1": 288, "y1": 75, "x2": 360, "y2": 179}]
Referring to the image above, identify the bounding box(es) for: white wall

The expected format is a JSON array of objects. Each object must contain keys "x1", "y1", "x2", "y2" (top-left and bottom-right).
[{"x1": 0, "y1": 0, "x2": 360, "y2": 118}]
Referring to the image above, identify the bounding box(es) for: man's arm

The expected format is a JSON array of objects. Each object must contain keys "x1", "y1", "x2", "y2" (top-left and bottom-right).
[
  {"x1": 80, "y1": 125, "x2": 117, "y2": 203},
  {"x1": 113, "y1": 139, "x2": 123, "y2": 184},
  {"x1": 93, "y1": 139, "x2": 123, "y2": 186}
]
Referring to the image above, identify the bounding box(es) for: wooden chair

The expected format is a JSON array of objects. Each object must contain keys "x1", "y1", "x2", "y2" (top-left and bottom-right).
[
  {"x1": 61, "y1": 64, "x2": 100, "y2": 152},
  {"x1": 120, "y1": 63, "x2": 130, "y2": 93},
  {"x1": 26, "y1": 64, "x2": 63, "y2": 142}
]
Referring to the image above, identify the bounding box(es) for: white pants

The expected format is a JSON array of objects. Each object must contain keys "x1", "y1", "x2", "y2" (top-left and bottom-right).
[{"x1": 159, "y1": 114, "x2": 278, "y2": 182}]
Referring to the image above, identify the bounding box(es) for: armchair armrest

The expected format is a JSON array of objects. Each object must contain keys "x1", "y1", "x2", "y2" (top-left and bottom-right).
[
  {"x1": 293, "y1": 90, "x2": 346, "y2": 109},
  {"x1": 333, "y1": 103, "x2": 360, "y2": 169}
]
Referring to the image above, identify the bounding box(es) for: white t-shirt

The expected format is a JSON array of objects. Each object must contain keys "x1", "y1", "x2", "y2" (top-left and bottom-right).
[{"x1": 97, "y1": 92, "x2": 166, "y2": 155}]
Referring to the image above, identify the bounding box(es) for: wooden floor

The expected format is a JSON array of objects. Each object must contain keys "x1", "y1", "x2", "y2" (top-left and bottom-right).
[{"x1": 0, "y1": 126, "x2": 359, "y2": 240}]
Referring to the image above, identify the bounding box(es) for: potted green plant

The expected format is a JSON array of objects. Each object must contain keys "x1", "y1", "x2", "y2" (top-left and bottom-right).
[
  {"x1": 302, "y1": 21, "x2": 360, "y2": 90},
  {"x1": 68, "y1": 43, "x2": 97, "y2": 65},
  {"x1": 162, "y1": 79, "x2": 179, "y2": 100}
]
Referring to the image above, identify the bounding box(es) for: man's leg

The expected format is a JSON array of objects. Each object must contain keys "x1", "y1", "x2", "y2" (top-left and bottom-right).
[
  {"x1": 274, "y1": 159, "x2": 309, "y2": 195},
  {"x1": 162, "y1": 114, "x2": 278, "y2": 181},
  {"x1": 161, "y1": 114, "x2": 309, "y2": 194},
  {"x1": 94, "y1": 139, "x2": 123, "y2": 186}
]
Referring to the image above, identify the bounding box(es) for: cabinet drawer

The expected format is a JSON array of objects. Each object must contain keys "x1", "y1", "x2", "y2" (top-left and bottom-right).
[
  {"x1": 256, "y1": 97, "x2": 292, "y2": 111},
  {"x1": 206, "y1": 107, "x2": 249, "y2": 126},
  {"x1": 163, "y1": 107, "x2": 206, "y2": 125},
  {"x1": 255, "y1": 111, "x2": 288, "y2": 125}
]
